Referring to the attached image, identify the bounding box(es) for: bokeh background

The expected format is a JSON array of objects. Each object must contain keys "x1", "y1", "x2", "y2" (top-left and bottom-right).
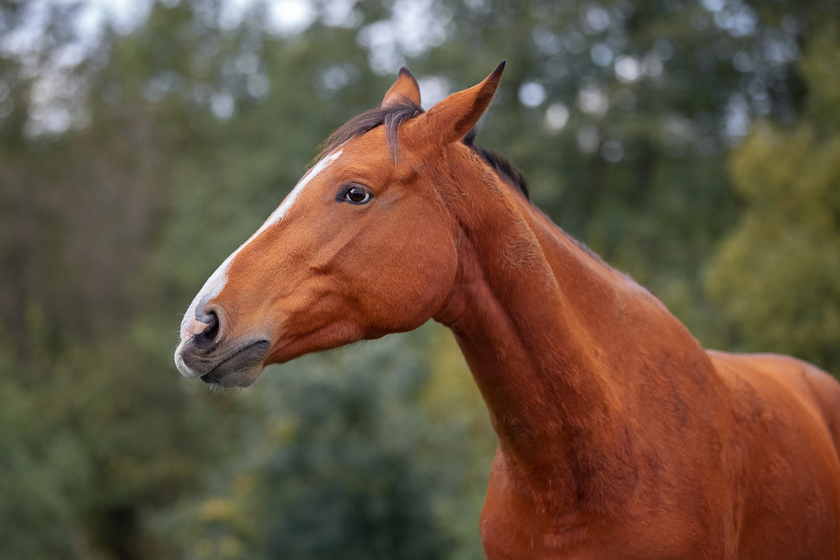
[{"x1": 1, "y1": 0, "x2": 839, "y2": 558}]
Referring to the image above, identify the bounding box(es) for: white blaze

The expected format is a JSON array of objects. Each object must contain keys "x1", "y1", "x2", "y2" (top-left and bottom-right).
[{"x1": 177, "y1": 149, "x2": 344, "y2": 340}]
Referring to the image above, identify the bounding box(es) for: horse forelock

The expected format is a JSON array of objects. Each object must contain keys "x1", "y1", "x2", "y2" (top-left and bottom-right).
[{"x1": 318, "y1": 100, "x2": 424, "y2": 162}]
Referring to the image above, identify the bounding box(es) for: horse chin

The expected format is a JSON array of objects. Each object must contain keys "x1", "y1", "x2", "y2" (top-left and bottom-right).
[
  {"x1": 200, "y1": 364, "x2": 263, "y2": 388},
  {"x1": 189, "y1": 338, "x2": 271, "y2": 388},
  {"x1": 198, "y1": 339, "x2": 270, "y2": 388}
]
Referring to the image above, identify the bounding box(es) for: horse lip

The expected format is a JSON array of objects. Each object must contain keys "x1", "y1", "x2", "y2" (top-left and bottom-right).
[{"x1": 200, "y1": 339, "x2": 271, "y2": 384}]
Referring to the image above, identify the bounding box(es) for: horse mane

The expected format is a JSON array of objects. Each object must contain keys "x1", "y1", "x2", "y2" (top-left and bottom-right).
[
  {"x1": 461, "y1": 128, "x2": 609, "y2": 267},
  {"x1": 462, "y1": 128, "x2": 530, "y2": 201}
]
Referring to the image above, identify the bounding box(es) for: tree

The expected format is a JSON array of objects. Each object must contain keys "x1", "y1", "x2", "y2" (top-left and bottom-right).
[{"x1": 706, "y1": 27, "x2": 840, "y2": 373}]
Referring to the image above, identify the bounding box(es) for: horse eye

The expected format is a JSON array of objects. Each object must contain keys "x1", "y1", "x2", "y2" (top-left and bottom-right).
[{"x1": 343, "y1": 186, "x2": 371, "y2": 204}]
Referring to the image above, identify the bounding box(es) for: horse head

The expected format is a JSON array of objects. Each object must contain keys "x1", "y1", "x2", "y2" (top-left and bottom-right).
[{"x1": 174, "y1": 62, "x2": 505, "y2": 387}]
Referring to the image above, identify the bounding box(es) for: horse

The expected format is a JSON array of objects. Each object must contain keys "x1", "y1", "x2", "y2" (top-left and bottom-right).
[{"x1": 174, "y1": 62, "x2": 840, "y2": 559}]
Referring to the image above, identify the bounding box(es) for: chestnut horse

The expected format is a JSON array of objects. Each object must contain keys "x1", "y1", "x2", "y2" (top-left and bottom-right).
[{"x1": 175, "y1": 63, "x2": 840, "y2": 558}]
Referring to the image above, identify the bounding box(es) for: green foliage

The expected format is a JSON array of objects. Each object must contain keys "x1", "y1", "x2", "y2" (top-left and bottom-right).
[
  {"x1": 157, "y1": 330, "x2": 459, "y2": 560},
  {"x1": 706, "y1": 28, "x2": 840, "y2": 372},
  {"x1": 0, "y1": 356, "x2": 92, "y2": 558},
  {"x1": 256, "y1": 334, "x2": 452, "y2": 560}
]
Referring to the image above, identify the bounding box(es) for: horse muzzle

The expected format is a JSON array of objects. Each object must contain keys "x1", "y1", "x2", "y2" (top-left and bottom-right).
[{"x1": 174, "y1": 310, "x2": 271, "y2": 388}]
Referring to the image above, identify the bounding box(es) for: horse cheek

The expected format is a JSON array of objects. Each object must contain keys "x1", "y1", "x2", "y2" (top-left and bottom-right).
[{"x1": 364, "y1": 227, "x2": 456, "y2": 334}]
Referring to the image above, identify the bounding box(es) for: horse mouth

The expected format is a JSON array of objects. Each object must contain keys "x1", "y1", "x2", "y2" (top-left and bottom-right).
[{"x1": 200, "y1": 339, "x2": 271, "y2": 387}]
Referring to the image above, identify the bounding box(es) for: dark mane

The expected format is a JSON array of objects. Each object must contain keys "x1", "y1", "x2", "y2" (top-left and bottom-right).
[
  {"x1": 463, "y1": 128, "x2": 529, "y2": 200},
  {"x1": 462, "y1": 130, "x2": 608, "y2": 268},
  {"x1": 318, "y1": 98, "x2": 424, "y2": 161}
]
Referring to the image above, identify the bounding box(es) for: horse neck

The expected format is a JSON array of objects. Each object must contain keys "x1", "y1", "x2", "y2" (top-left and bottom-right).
[{"x1": 433, "y1": 153, "x2": 709, "y2": 512}]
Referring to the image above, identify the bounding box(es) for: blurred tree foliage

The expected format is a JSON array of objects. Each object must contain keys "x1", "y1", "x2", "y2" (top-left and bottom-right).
[
  {"x1": 158, "y1": 332, "x2": 458, "y2": 560},
  {"x1": 706, "y1": 25, "x2": 840, "y2": 371},
  {"x1": 0, "y1": 0, "x2": 837, "y2": 558}
]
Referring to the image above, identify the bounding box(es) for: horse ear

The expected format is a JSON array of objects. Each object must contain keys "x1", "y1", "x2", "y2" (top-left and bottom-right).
[
  {"x1": 409, "y1": 61, "x2": 505, "y2": 149},
  {"x1": 382, "y1": 67, "x2": 421, "y2": 107}
]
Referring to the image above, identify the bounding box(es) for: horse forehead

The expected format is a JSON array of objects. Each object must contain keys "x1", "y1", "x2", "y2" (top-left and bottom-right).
[{"x1": 343, "y1": 127, "x2": 402, "y2": 165}]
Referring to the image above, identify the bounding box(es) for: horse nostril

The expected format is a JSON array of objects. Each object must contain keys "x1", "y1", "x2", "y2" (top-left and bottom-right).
[{"x1": 196, "y1": 311, "x2": 220, "y2": 345}]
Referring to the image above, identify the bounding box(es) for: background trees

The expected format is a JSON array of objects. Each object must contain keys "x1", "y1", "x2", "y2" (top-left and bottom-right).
[
  {"x1": 0, "y1": 0, "x2": 837, "y2": 558},
  {"x1": 706, "y1": 27, "x2": 840, "y2": 373}
]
